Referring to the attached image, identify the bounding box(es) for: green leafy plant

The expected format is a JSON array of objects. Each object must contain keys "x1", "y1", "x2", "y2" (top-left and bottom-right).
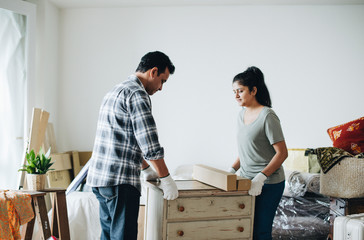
[{"x1": 18, "y1": 148, "x2": 54, "y2": 174}]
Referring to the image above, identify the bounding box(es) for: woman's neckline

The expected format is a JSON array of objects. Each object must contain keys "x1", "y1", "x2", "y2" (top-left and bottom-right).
[{"x1": 243, "y1": 106, "x2": 265, "y2": 126}]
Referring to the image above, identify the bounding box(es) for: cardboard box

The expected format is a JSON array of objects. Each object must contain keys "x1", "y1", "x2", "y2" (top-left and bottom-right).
[
  {"x1": 50, "y1": 152, "x2": 72, "y2": 171},
  {"x1": 72, "y1": 151, "x2": 92, "y2": 177},
  {"x1": 47, "y1": 152, "x2": 72, "y2": 188},
  {"x1": 47, "y1": 170, "x2": 72, "y2": 188}
]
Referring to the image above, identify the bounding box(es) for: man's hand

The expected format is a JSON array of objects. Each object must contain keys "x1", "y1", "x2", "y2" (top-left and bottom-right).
[
  {"x1": 159, "y1": 174, "x2": 178, "y2": 200},
  {"x1": 228, "y1": 167, "x2": 236, "y2": 174},
  {"x1": 248, "y1": 172, "x2": 267, "y2": 196},
  {"x1": 141, "y1": 165, "x2": 159, "y2": 181}
]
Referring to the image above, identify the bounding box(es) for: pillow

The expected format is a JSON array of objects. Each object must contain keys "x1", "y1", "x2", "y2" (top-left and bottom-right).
[{"x1": 327, "y1": 117, "x2": 364, "y2": 155}]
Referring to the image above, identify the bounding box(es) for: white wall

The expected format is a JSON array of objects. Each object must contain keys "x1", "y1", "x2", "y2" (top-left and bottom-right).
[
  {"x1": 27, "y1": 0, "x2": 59, "y2": 135},
  {"x1": 57, "y1": 5, "x2": 364, "y2": 172}
]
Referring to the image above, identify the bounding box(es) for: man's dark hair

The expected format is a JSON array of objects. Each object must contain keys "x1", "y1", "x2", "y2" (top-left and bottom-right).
[{"x1": 136, "y1": 51, "x2": 175, "y2": 75}]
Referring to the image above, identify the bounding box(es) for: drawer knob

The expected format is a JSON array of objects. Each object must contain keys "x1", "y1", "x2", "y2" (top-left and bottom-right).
[
  {"x1": 177, "y1": 230, "x2": 184, "y2": 236},
  {"x1": 179, "y1": 206, "x2": 185, "y2": 212},
  {"x1": 238, "y1": 227, "x2": 244, "y2": 232},
  {"x1": 239, "y1": 203, "x2": 245, "y2": 209}
]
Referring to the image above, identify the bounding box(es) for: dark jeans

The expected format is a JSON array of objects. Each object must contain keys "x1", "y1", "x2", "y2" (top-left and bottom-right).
[
  {"x1": 253, "y1": 181, "x2": 285, "y2": 240},
  {"x1": 92, "y1": 184, "x2": 140, "y2": 240}
]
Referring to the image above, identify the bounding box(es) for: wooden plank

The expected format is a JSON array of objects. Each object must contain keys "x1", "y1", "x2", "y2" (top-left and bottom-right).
[
  {"x1": 51, "y1": 193, "x2": 59, "y2": 237},
  {"x1": 237, "y1": 176, "x2": 251, "y2": 191},
  {"x1": 28, "y1": 108, "x2": 42, "y2": 154},
  {"x1": 22, "y1": 197, "x2": 36, "y2": 239},
  {"x1": 28, "y1": 109, "x2": 49, "y2": 154},
  {"x1": 20, "y1": 108, "x2": 50, "y2": 189},
  {"x1": 34, "y1": 195, "x2": 52, "y2": 239},
  {"x1": 54, "y1": 191, "x2": 70, "y2": 239},
  {"x1": 192, "y1": 164, "x2": 237, "y2": 191},
  {"x1": 44, "y1": 122, "x2": 57, "y2": 153},
  {"x1": 144, "y1": 180, "x2": 247, "y2": 198},
  {"x1": 19, "y1": 108, "x2": 41, "y2": 189},
  {"x1": 36, "y1": 110, "x2": 50, "y2": 152}
]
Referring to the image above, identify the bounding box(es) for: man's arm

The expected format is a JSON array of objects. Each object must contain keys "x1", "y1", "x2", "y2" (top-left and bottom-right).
[
  {"x1": 142, "y1": 158, "x2": 178, "y2": 200},
  {"x1": 141, "y1": 158, "x2": 169, "y2": 178},
  {"x1": 149, "y1": 159, "x2": 169, "y2": 177},
  {"x1": 141, "y1": 159, "x2": 150, "y2": 170}
]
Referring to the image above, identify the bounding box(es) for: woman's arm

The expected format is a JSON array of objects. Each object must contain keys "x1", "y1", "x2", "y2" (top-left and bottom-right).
[
  {"x1": 231, "y1": 157, "x2": 241, "y2": 171},
  {"x1": 261, "y1": 140, "x2": 288, "y2": 177}
]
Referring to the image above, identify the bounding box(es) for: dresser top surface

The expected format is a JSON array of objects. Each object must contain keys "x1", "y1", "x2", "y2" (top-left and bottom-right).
[
  {"x1": 144, "y1": 180, "x2": 249, "y2": 196},
  {"x1": 144, "y1": 180, "x2": 213, "y2": 190}
]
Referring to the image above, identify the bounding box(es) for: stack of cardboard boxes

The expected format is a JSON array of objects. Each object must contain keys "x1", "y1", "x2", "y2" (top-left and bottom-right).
[{"x1": 47, "y1": 151, "x2": 92, "y2": 189}]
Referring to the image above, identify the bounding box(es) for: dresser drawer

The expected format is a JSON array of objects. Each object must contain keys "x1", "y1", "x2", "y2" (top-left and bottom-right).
[
  {"x1": 167, "y1": 195, "x2": 252, "y2": 220},
  {"x1": 166, "y1": 218, "x2": 251, "y2": 239}
]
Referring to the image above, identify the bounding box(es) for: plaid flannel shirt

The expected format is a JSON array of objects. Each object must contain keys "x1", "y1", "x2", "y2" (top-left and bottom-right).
[{"x1": 86, "y1": 75, "x2": 164, "y2": 192}]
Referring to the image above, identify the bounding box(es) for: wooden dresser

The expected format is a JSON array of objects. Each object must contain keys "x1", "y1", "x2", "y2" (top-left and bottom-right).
[{"x1": 143, "y1": 180, "x2": 255, "y2": 240}]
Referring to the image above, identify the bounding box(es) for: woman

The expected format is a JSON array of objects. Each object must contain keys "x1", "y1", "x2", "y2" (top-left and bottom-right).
[{"x1": 228, "y1": 66, "x2": 288, "y2": 240}]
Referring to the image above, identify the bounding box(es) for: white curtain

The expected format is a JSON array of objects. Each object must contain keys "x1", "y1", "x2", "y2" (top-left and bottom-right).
[{"x1": 0, "y1": 8, "x2": 27, "y2": 189}]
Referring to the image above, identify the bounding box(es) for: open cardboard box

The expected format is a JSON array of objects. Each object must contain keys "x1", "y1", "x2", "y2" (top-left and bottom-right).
[
  {"x1": 71, "y1": 151, "x2": 92, "y2": 178},
  {"x1": 47, "y1": 151, "x2": 92, "y2": 189},
  {"x1": 47, "y1": 152, "x2": 72, "y2": 188}
]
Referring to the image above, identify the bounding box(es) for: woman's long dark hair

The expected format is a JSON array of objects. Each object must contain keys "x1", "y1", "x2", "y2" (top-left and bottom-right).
[{"x1": 232, "y1": 66, "x2": 272, "y2": 108}]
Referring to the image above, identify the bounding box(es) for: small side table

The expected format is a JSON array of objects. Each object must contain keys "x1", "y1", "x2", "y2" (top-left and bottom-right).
[
  {"x1": 20, "y1": 188, "x2": 70, "y2": 240},
  {"x1": 21, "y1": 191, "x2": 50, "y2": 240}
]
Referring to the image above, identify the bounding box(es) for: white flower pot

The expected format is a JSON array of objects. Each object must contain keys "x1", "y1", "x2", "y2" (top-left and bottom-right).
[{"x1": 27, "y1": 173, "x2": 46, "y2": 190}]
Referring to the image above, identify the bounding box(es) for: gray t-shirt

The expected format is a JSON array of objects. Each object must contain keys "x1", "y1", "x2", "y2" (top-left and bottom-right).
[{"x1": 237, "y1": 106, "x2": 285, "y2": 184}]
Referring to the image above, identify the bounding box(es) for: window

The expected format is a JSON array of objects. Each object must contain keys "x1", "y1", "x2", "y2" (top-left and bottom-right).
[{"x1": 0, "y1": 0, "x2": 36, "y2": 189}]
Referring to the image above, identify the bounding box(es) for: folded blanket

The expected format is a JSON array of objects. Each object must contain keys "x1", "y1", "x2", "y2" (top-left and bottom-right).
[{"x1": 305, "y1": 147, "x2": 364, "y2": 173}]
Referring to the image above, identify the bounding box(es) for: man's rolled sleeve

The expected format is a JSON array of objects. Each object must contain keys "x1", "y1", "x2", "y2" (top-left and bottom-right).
[{"x1": 128, "y1": 90, "x2": 164, "y2": 161}]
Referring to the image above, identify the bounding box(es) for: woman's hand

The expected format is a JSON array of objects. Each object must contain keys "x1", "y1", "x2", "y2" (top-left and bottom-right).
[{"x1": 248, "y1": 172, "x2": 267, "y2": 196}]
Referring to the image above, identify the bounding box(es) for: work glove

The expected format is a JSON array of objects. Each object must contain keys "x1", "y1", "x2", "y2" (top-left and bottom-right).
[
  {"x1": 141, "y1": 165, "x2": 159, "y2": 181},
  {"x1": 228, "y1": 167, "x2": 236, "y2": 174},
  {"x1": 160, "y1": 174, "x2": 179, "y2": 200},
  {"x1": 248, "y1": 172, "x2": 267, "y2": 196}
]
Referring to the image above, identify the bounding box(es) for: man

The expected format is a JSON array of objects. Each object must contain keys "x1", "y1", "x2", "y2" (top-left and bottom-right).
[{"x1": 87, "y1": 51, "x2": 178, "y2": 240}]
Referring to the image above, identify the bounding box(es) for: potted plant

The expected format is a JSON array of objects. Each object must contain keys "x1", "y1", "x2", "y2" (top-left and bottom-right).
[{"x1": 18, "y1": 148, "x2": 54, "y2": 190}]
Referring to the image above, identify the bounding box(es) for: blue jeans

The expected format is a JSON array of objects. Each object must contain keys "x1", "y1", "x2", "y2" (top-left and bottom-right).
[
  {"x1": 253, "y1": 181, "x2": 285, "y2": 240},
  {"x1": 92, "y1": 184, "x2": 141, "y2": 240}
]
